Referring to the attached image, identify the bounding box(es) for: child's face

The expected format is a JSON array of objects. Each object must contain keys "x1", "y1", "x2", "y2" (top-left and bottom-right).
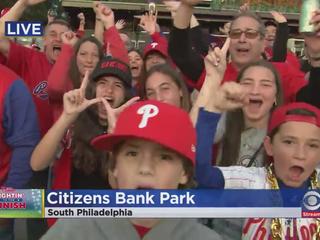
[
  {"x1": 264, "y1": 121, "x2": 320, "y2": 187},
  {"x1": 240, "y1": 66, "x2": 277, "y2": 126},
  {"x1": 111, "y1": 138, "x2": 188, "y2": 189},
  {"x1": 145, "y1": 72, "x2": 182, "y2": 108},
  {"x1": 95, "y1": 76, "x2": 125, "y2": 122}
]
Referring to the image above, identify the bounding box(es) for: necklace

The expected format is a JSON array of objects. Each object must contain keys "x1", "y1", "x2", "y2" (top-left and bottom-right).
[{"x1": 266, "y1": 164, "x2": 320, "y2": 239}]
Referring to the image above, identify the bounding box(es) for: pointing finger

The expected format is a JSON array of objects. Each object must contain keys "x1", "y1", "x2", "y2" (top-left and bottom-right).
[
  {"x1": 221, "y1": 38, "x2": 230, "y2": 56},
  {"x1": 80, "y1": 70, "x2": 90, "y2": 91}
]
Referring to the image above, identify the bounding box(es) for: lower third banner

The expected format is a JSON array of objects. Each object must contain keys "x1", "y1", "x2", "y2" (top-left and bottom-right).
[{"x1": 0, "y1": 189, "x2": 318, "y2": 218}]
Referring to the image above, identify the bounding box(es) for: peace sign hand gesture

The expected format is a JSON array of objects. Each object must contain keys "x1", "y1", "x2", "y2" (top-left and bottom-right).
[
  {"x1": 62, "y1": 71, "x2": 101, "y2": 123},
  {"x1": 101, "y1": 96, "x2": 140, "y2": 133}
]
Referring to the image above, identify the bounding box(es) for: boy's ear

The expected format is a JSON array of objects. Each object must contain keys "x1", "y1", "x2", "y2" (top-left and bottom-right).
[
  {"x1": 264, "y1": 136, "x2": 273, "y2": 157},
  {"x1": 108, "y1": 169, "x2": 118, "y2": 189},
  {"x1": 110, "y1": 168, "x2": 118, "y2": 178},
  {"x1": 179, "y1": 171, "x2": 188, "y2": 185}
]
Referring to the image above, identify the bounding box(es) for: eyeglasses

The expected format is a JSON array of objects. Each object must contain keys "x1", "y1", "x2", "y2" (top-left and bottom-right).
[{"x1": 229, "y1": 29, "x2": 261, "y2": 39}]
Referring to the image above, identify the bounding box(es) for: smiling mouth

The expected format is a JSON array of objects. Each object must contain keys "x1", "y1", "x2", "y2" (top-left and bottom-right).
[
  {"x1": 249, "y1": 99, "x2": 263, "y2": 107},
  {"x1": 237, "y1": 49, "x2": 249, "y2": 53}
]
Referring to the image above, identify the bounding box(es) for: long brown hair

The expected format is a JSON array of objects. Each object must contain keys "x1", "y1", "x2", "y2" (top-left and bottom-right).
[
  {"x1": 71, "y1": 74, "x2": 133, "y2": 177},
  {"x1": 140, "y1": 64, "x2": 191, "y2": 112},
  {"x1": 219, "y1": 60, "x2": 283, "y2": 166},
  {"x1": 128, "y1": 48, "x2": 145, "y2": 94},
  {"x1": 69, "y1": 36, "x2": 104, "y2": 89}
]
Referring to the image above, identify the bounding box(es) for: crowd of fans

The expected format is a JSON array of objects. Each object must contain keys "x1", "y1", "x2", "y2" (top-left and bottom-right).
[{"x1": 0, "y1": 0, "x2": 320, "y2": 239}]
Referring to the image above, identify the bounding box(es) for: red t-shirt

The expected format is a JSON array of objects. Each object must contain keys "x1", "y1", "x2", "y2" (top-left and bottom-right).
[{"x1": 6, "y1": 41, "x2": 54, "y2": 136}]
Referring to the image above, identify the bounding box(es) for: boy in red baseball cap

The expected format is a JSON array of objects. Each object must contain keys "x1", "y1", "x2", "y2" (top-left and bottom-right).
[
  {"x1": 42, "y1": 100, "x2": 222, "y2": 239},
  {"x1": 143, "y1": 41, "x2": 169, "y2": 72},
  {"x1": 196, "y1": 98, "x2": 320, "y2": 238}
]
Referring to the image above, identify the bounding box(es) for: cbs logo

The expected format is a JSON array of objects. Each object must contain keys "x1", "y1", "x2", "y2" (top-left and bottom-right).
[{"x1": 303, "y1": 191, "x2": 320, "y2": 211}]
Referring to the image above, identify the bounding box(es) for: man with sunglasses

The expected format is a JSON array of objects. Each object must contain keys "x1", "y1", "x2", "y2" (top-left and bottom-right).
[
  {"x1": 168, "y1": 0, "x2": 307, "y2": 104},
  {"x1": 296, "y1": 9, "x2": 320, "y2": 108}
]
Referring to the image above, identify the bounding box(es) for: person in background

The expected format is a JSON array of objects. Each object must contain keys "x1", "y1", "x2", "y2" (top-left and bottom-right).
[
  {"x1": 169, "y1": 0, "x2": 306, "y2": 104},
  {"x1": 296, "y1": 9, "x2": 320, "y2": 108},
  {"x1": 0, "y1": 64, "x2": 40, "y2": 240},
  {"x1": 128, "y1": 48, "x2": 144, "y2": 94},
  {"x1": 140, "y1": 12, "x2": 170, "y2": 72},
  {"x1": 141, "y1": 63, "x2": 191, "y2": 111},
  {"x1": 0, "y1": 0, "x2": 70, "y2": 136},
  {"x1": 76, "y1": 12, "x2": 86, "y2": 38},
  {"x1": 115, "y1": 19, "x2": 133, "y2": 50}
]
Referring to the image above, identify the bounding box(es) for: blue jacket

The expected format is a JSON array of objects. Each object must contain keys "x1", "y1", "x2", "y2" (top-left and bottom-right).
[
  {"x1": 0, "y1": 64, "x2": 40, "y2": 188},
  {"x1": 195, "y1": 108, "x2": 224, "y2": 189}
]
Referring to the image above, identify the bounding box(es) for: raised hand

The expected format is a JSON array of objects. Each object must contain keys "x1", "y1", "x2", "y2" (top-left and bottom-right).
[
  {"x1": 207, "y1": 82, "x2": 248, "y2": 113},
  {"x1": 239, "y1": 2, "x2": 250, "y2": 12},
  {"x1": 97, "y1": 4, "x2": 115, "y2": 29},
  {"x1": 47, "y1": 9, "x2": 55, "y2": 23},
  {"x1": 115, "y1": 19, "x2": 126, "y2": 30},
  {"x1": 204, "y1": 38, "x2": 230, "y2": 78},
  {"x1": 101, "y1": 96, "x2": 140, "y2": 133},
  {"x1": 163, "y1": 0, "x2": 181, "y2": 17},
  {"x1": 78, "y1": 12, "x2": 85, "y2": 24},
  {"x1": 270, "y1": 11, "x2": 287, "y2": 23},
  {"x1": 93, "y1": 1, "x2": 101, "y2": 18},
  {"x1": 63, "y1": 71, "x2": 101, "y2": 122},
  {"x1": 139, "y1": 12, "x2": 158, "y2": 35},
  {"x1": 61, "y1": 31, "x2": 78, "y2": 46},
  {"x1": 310, "y1": 9, "x2": 320, "y2": 34}
]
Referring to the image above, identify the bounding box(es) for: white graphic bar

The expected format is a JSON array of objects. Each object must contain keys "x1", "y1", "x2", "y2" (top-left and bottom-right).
[{"x1": 45, "y1": 207, "x2": 301, "y2": 218}]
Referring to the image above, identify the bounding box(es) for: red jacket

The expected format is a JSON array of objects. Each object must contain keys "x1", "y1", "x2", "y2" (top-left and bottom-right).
[{"x1": 48, "y1": 26, "x2": 128, "y2": 122}]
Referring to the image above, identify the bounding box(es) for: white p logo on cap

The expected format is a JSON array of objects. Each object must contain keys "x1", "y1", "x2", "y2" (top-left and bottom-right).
[{"x1": 137, "y1": 104, "x2": 159, "y2": 128}]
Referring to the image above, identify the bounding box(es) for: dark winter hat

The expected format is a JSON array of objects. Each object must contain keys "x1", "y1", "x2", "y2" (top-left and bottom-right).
[{"x1": 91, "y1": 57, "x2": 132, "y2": 87}]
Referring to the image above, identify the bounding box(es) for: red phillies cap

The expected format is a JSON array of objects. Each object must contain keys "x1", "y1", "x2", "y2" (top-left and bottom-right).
[
  {"x1": 91, "y1": 100, "x2": 196, "y2": 165},
  {"x1": 143, "y1": 41, "x2": 168, "y2": 59},
  {"x1": 268, "y1": 102, "x2": 320, "y2": 135}
]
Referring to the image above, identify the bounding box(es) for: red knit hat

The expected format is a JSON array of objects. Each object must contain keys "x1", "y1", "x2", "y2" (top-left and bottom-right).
[
  {"x1": 91, "y1": 100, "x2": 196, "y2": 165},
  {"x1": 143, "y1": 41, "x2": 168, "y2": 59},
  {"x1": 268, "y1": 102, "x2": 320, "y2": 135}
]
